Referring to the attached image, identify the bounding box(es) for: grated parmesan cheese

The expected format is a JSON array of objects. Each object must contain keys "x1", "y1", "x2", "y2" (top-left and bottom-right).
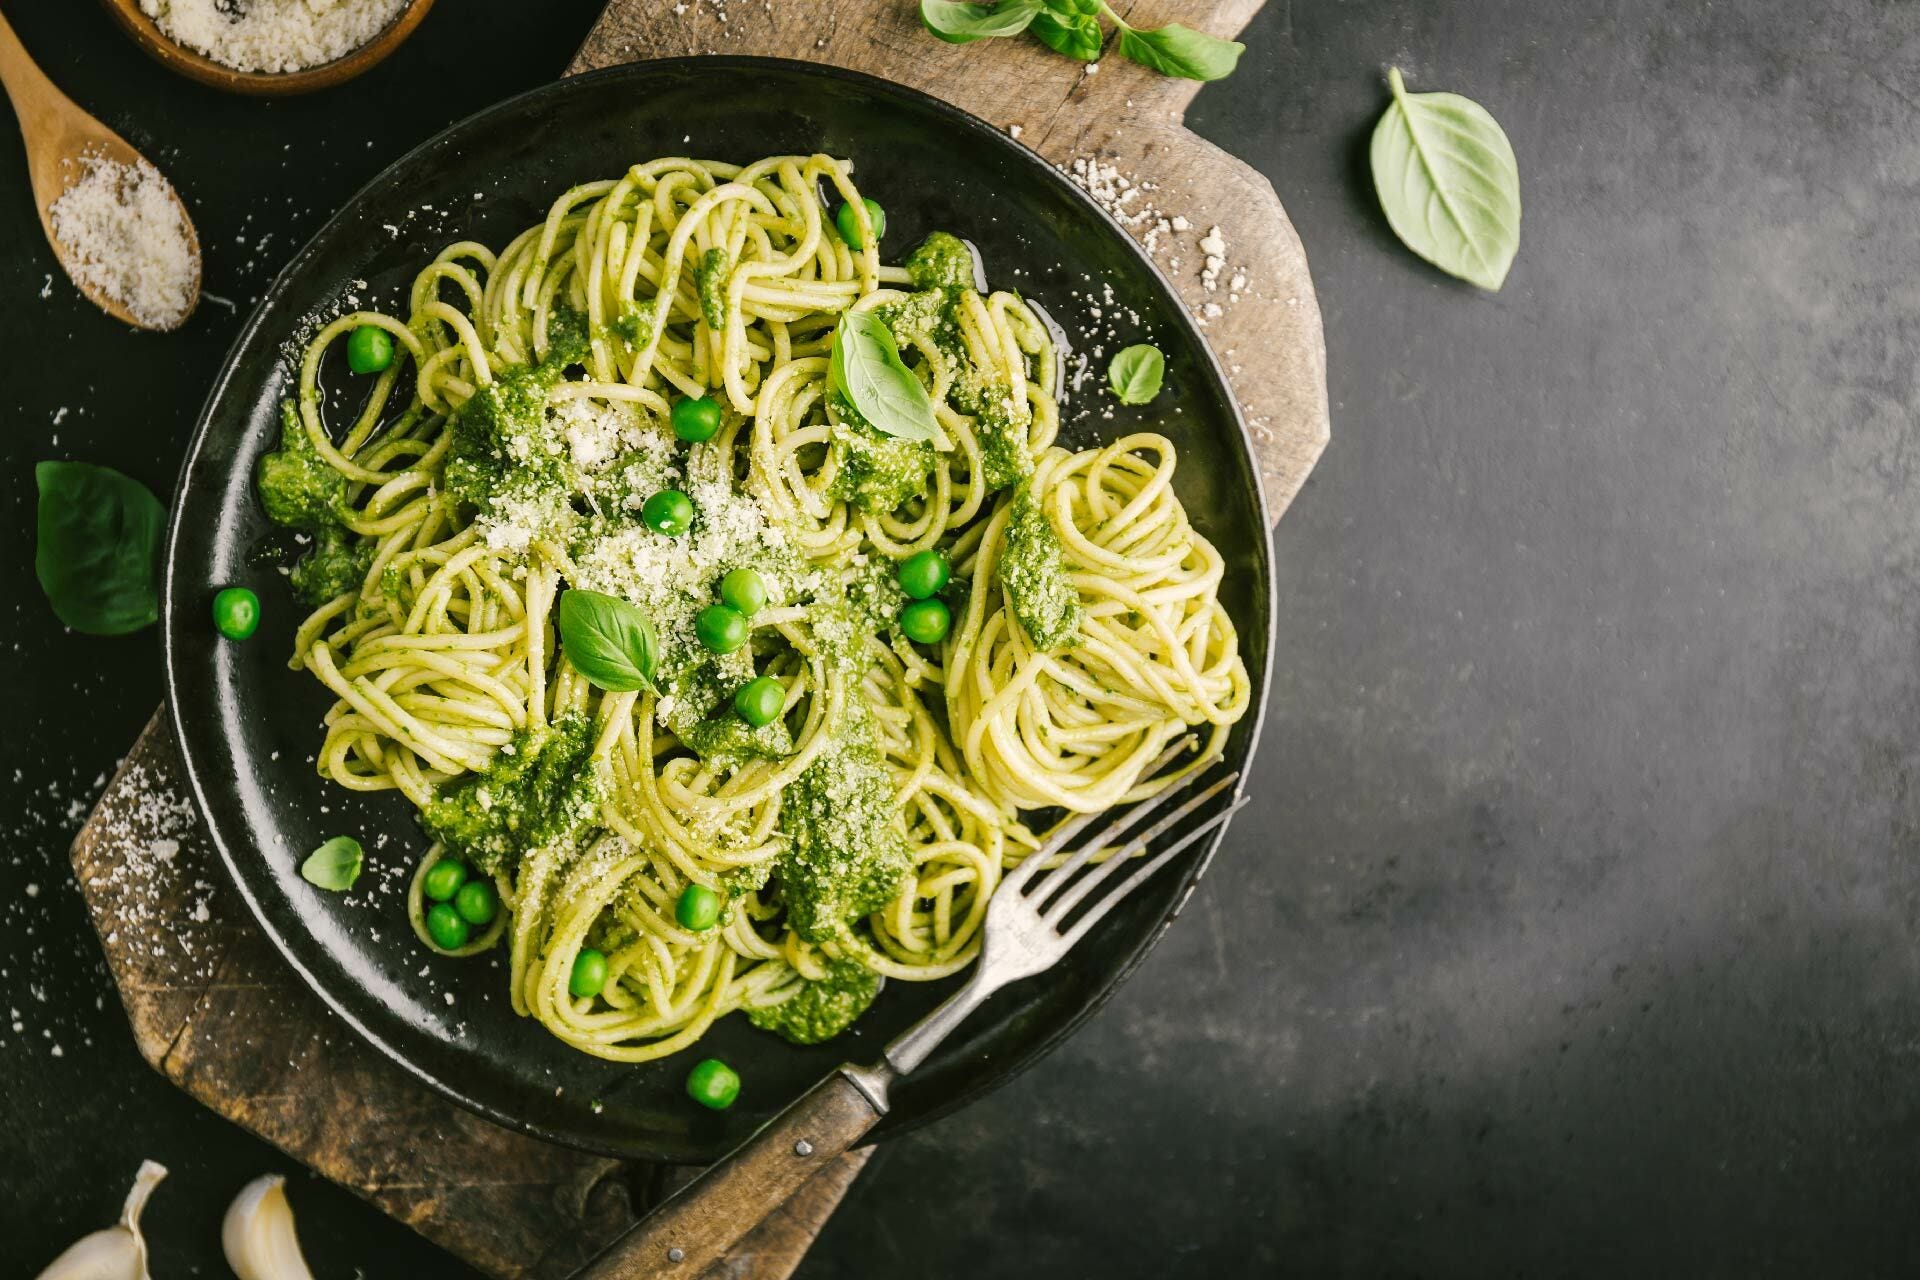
[
  {"x1": 1063, "y1": 157, "x2": 1251, "y2": 328},
  {"x1": 48, "y1": 154, "x2": 197, "y2": 330},
  {"x1": 138, "y1": 0, "x2": 408, "y2": 74}
]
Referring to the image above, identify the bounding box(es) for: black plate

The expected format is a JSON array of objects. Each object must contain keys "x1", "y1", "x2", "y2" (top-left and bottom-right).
[{"x1": 162, "y1": 58, "x2": 1275, "y2": 1163}]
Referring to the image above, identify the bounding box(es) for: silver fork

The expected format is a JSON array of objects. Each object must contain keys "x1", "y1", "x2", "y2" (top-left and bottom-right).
[{"x1": 577, "y1": 758, "x2": 1248, "y2": 1279}]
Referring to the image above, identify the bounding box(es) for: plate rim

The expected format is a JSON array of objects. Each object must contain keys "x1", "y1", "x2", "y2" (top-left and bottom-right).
[{"x1": 160, "y1": 54, "x2": 1279, "y2": 1160}]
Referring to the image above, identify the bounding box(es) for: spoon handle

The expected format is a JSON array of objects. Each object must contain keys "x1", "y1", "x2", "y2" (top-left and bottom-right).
[{"x1": 0, "y1": 7, "x2": 61, "y2": 126}]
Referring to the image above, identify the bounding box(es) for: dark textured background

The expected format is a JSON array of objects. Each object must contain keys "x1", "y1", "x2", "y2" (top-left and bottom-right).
[{"x1": 7, "y1": 1, "x2": 1918, "y2": 1276}]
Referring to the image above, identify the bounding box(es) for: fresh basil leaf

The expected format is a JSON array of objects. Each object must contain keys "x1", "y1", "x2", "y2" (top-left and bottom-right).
[
  {"x1": 829, "y1": 310, "x2": 939, "y2": 442},
  {"x1": 1369, "y1": 67, "x2": 1522, "y2": 292},
  {"x1": 34, "y1": 461, "x2": 164, "y2": 636},
  {"x1": 921, "y1": 0, "x2": 1041, "y2": 43},
  {"x1": 1030, "y1": 8, "x2": 1103, "y2": 61},
  {"x1": 1107, "y1": 344, "x2": 1165, "y2": 405},
  {"x1": 1117, "y1": 24, "x2": 1244, "y2": 81},
  {"x1": 559, "y1": 589, "x2": 659, "y2": 693},
  {"x1": 300, "y1": 836, "x2": 364, "y2": 892}
]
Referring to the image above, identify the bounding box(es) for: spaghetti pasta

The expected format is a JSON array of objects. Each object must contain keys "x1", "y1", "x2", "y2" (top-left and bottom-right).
[{"x1": 259, "y1": 153, "x2": 1250, "y2": 1062}]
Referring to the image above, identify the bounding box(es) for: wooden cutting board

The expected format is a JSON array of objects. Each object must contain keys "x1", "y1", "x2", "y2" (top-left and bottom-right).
[{"x1": 69, "y1": 3, "x2": 1327, "y2": 1277}]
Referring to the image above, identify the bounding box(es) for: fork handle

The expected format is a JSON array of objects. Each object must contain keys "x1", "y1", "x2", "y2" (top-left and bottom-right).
[{"x1": 575, "y1": 1065, "x2": 891, "y2": 1279}]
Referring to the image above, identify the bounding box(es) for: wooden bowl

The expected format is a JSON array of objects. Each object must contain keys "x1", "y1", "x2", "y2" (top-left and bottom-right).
[{"x1": 98, "y1": 0, "x2": 435, "y2": 96}]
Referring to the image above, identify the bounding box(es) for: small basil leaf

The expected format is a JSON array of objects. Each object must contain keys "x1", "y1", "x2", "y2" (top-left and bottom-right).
[
  {"x1": 1369, "y1": 67, "x2": 1522, "y2": 292},
  {"x1": 1030, "y1": 9, "x2": 1104, "y2": 61},
  {"x1": 921, "y1": 0, "x2": 1042, "y2": 43},
  {"x1": 1117, "y1": 24, "x2": 1244, "y2": 81},
  {"x1": 829, "y1": 310, "x2": 939, "y2": 442},
  {"x1": 34, "y1": 461, "x2": 165, "y2": 636},
  {"x1": 301, "y1": 836, "x2": 364, "y2": 892},
  {"x1": 559, "y1": 589, "x2": 659, "y2": 693},
  {"x1": 1107, "y1": 344, "x2": 1165, "y2": 405}
]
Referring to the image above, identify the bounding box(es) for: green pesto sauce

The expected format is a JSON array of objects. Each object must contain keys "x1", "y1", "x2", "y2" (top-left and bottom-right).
[
  {"x1": 607, "y1": 306, "x2": 652, "y2": 346},
  {"x1": 746, "y1": 956, "x2": 882, "y2": 1045},
  {"x1": 696, "y1": 248, "x2": 730, "y2": 330},
  {"x1": 778, "y1": 730, "x2": 908, "y2": 942},
  {"x1": 421, "y1": 714, "x2": 600, "y2": 875},
  {"x1": 1001, "y1": 482, "x2": 1082, "y2": 652},
  {"x1": 442, "y1": 309, "x2": 591, "y2": 521},
  {"x1": 774, "y1": 604, "x2": 908, "y2": 942},
  {"x1": 842, "y1": 556, "x2": 905, "y2": 637},
  {"x1": 678, "y1": 706, "x2": 794, "y2": 769},
  {"x1": 976, "y1": 399, "x2": 1030, "y2": 489},
  {"x1": 258, "y1": 401, "x2": 347, "y2": 530},
  {"x1": 951, "y1": 374, "x2": 1031, "y2": 490},
  {"x1": 827, "y1": 411, "x2": 936, "y2": 516},
  {"x1": 876, "y1": 288, "x2": 962, "y2": 362},
  {"x1": 905, "y1": 231, "x2": 976, "y2": 292},
  {"x1": 289, "y1": 525, "x2": 372, "y2": 605}
]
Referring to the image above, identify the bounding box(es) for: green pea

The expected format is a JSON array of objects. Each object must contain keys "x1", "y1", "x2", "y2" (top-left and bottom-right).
[
  {"x1": 900, "y1": 598, "x2": 951, "y2": 644},
  {"x1": 835, "y1": 198, "x2": 886, "y2": 251},
  {"x1": 685, "y1": 1057, "x2": 741, "y2": 1110},
  {"x1": 897, "y1": 550, "x2": 950, "y2": 601},
  {"x1": 734, "y1": 675, "x2": 784, "y2": 728},
  {"x1": 643, "y1": 489, "x2": 695, "y2": 536},
  {"x1": 676, "y1": 883, "x2": 722, "y2": 931},
  {"x1": 453, "y1": 878, "x2": 498, "y2": 925},
  {"x1": 212, "y1": 586, "x2": 259, "y2": 640},
  {"x1": 345, "y1": 325, "x2": 394, "y2": 374},
  {"x1": 426, "y1": 902, "x2": 470, "y2": 950},
  {"x1": 695, "y1": 604, "x2": 748, "y2": 654},
  {"x1": 671, "y1": 395, "x2": 723, "y2": 443},
  {"x1": 421, "y1": 858, "x2": 468, "y2": 902},
  {"x1": 719, "y1": 567, "x2": 768, "y2": 617},
  {"x1": 569, "y1": 949, "x2": 609, "y2": 999}
]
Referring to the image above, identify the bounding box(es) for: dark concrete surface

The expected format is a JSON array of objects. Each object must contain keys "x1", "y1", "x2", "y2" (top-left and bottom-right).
[{"x1": 6, "y1": 1, "x2": 1919, "y2": 1276}]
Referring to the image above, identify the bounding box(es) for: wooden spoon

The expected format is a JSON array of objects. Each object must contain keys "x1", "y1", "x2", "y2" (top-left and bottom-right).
[{"x1": 0, "y1": 6, "x2": 200, "y2": 330}]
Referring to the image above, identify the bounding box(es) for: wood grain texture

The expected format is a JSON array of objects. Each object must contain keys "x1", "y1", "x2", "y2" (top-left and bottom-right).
[
  {"x1": 580, "y1": 1074, "x2": 882, "y2": 1279},
  {"x1": 75, "y1": 4, "x2": 1325, "y2": 1276},
  {"x1": 570, "y1": 0, "x2": 1330, "y2": 522}
]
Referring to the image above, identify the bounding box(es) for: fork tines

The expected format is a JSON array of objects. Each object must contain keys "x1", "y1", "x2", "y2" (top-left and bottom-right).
[{"x1": 1004, "y1": 755, "x2": 1249, "y2": 942}]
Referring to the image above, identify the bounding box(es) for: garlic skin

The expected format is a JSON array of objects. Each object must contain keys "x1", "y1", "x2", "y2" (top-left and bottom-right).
[
  {"x1": 35, "y1": 1159, "x2": 169, "y2": 1280},
  {"x1": 222, "y1": 1174, "x2": 317, "y2": 1280}
]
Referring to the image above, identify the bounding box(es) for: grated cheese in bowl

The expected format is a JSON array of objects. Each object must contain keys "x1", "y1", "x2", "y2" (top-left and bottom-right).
[{"x1": 138, "y1": 0, "x2": 410, "y2": 75}]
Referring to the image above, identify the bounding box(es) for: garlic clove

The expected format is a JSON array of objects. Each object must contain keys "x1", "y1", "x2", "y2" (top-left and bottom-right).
[
  {"x1": 222, "y1": 1174, "x2": 317, "y2": 1280},
  {"x1": 35, "y1": 1160, "x2": 168, "y2": 1280}
]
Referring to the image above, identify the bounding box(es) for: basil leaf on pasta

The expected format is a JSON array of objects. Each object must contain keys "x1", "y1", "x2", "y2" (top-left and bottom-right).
[
  {"x1": 1370, "y1": 67, "x2": 1522, "y2": 292},
  {"x1": 301, "y1": 836, "x2": 364, "y2": 891},
  {"x1": 830, "y1": 310, "x2": 939, "y2": 442},
  {"x1": 1107, "y1": 344, "x2": 1165, "y2": 405},
  {"x1": 1117, "y1": 24, "x2": 1244, "y2": 81},
  {"x1": 559, "y1": 589, "x2": 659, "y2": 693},
  {"x1": 921, "y1": 0, "x2": 1042, "y2": 43},
  {"x1": 34, "y1": 460, "x2": 165, "y2": 636}
]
